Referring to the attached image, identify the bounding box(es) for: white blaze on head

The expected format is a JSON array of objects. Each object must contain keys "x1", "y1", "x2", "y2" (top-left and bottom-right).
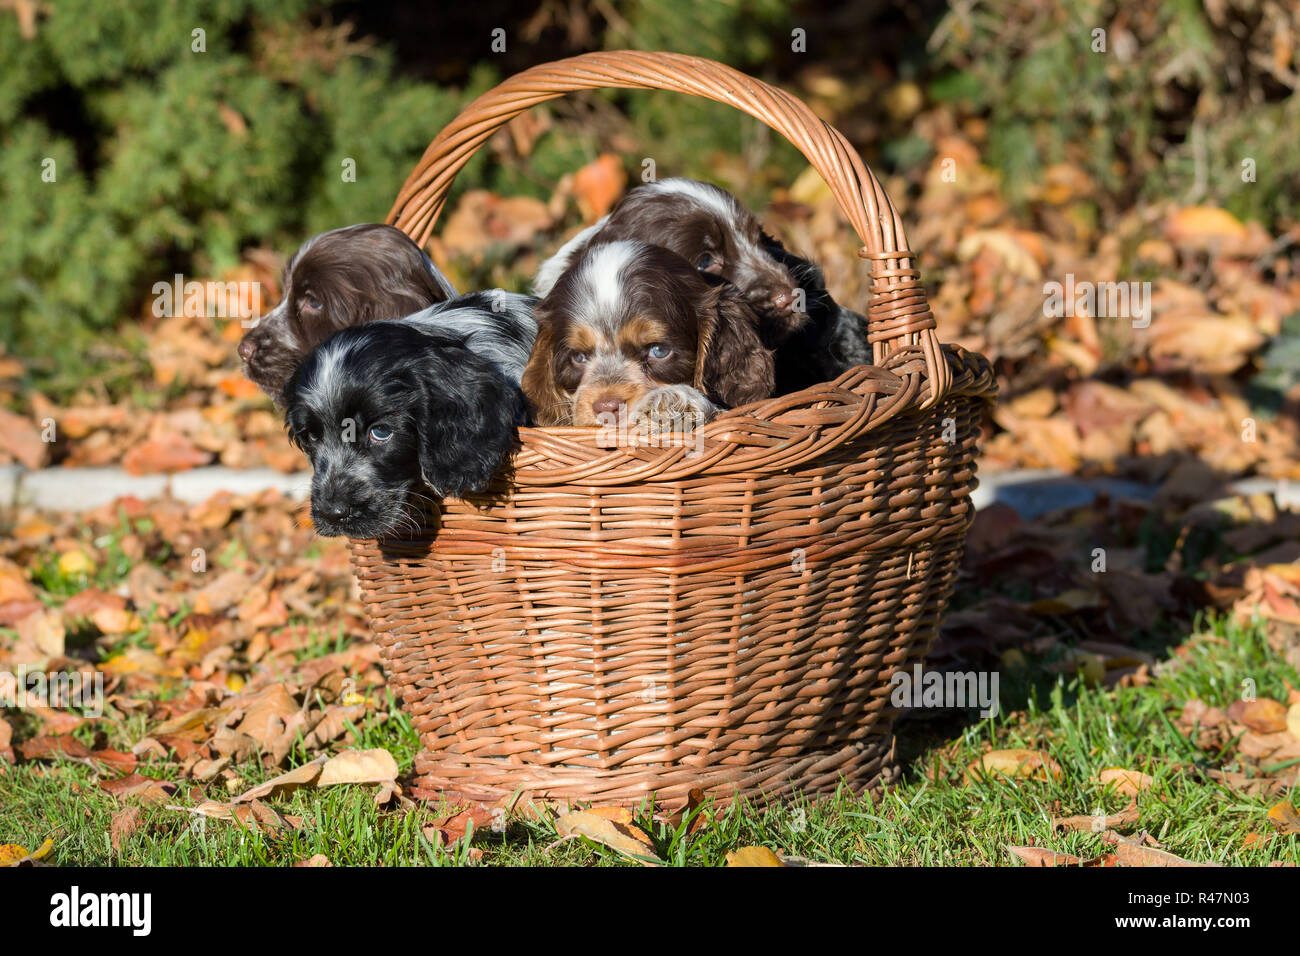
[
  {"x1": 533, "y1": 217, "x2": 607, "y2": 296},
  {"x1": 576, "y1": 240, "x2": 643, "y2": 330}
]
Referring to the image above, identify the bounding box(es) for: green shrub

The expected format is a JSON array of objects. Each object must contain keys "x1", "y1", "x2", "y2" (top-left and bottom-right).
[
  {"x1": 0, "y1": 0, "x2": 482, "y2": 387},
  {"x1": 927, "y1": 0, "x2": 1300, "y2": 224}
]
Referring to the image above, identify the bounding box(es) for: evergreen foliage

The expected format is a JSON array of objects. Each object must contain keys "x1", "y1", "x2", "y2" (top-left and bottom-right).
[{"x1": 1, "y1": 0, "x2": 472, "y2": 377}]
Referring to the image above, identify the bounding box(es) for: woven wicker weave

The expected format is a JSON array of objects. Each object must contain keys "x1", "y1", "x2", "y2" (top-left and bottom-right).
[{"x1": 350, "y1": 51, "x2": 997, "y2": 806}]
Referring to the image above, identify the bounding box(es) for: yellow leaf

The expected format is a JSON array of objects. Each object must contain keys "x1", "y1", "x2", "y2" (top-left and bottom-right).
[
  {"x1": 101, "y1": 646, "x2": 170, "y2": 678},
  {"x1": 1000, "y1": 648, "x2": 1028, "y2": 669},
  {"x1": 788, "y1": 166, "x2": 832, "y2": 206},
  {"x1": 180, "y1": 628, "x2": 209, "y2": 654},
  {"x1": 0, "y1": 845, "x2": 29, "y2": 866},
  {"x1": 583, "y1": 806, "x2": 635, "y2": 826},
  {"x1": 1165, "y1": 206, "x2": 1248, "y2": 247},
  {"x1": 966, "y1": 749, "x2": 1062, "y2": 783},
  {"x1": 725, "y1": 846, "x2": 784, "y2": 867},
  {"x1": 57, "y1": 550, "x2": 94, "y2": 577},
  {"x1": 1287, "y1": 702, "x2": 1300, "y2": 741},
  {"x1": 0, "y1": 837, "x2": 53, "y2": 866},
  {"x1": 1264, "y1": 564, "x2": 1300, "y2": 587},
  {"x1": 1029, "y1": 589, "x2": 1104, "y2": 615},
  {"x1": 1267, "y1": 801, "x2": 1300, "y2": 834}
]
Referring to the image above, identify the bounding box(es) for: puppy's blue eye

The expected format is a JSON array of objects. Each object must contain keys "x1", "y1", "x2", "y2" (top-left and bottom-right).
[
  {"x1": 368, "y1": 426, "x2": 393, "y2": 444},
  {"x1": 647, "y1": 344, "x2": 671, "y2": 360},
  {"x1": 571, "y1": 352, "x2": 588, "y2": 365},
  {"x1": 697, "y1": 253, "x2": 715, "y2": 271}
]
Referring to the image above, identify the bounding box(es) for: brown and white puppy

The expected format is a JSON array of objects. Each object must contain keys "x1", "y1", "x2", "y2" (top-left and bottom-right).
[
  {"x1": 535, "y1": 178, "x2": 804, "y2": 343},
  {"x1": 523, "y1": 239, "x2": 774, "y2": 429},
  {"x1": 238, "y1": 223, "x2": 457, "y2": 400},
  {"x1": 534, "y1": 178, "x2": 871, "y2": 393}
]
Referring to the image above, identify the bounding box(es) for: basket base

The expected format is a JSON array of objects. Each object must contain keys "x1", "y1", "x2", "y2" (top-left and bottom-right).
[{"x1": 406, "y1": 735, "x2": 899, "y2": 808}]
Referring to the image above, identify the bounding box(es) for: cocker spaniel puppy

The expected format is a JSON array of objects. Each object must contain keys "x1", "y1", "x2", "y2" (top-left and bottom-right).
[
  {"x1": 239, "y1": 223, "x2": 458, "y2": 400},
  {"x1": 523, "y1": 239, "x2": 773, "y2": 430},
  {"x1": 533, "y1": 177, "x2": 870, "y2": 394},
  {"x1": 283, "y1": 292, "x2": 536, "y2": 538}
]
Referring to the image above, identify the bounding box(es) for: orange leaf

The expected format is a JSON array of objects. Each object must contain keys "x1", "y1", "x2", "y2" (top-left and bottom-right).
[{"x1": 573, "y1": 154, "x2": 627, "y2": 221}]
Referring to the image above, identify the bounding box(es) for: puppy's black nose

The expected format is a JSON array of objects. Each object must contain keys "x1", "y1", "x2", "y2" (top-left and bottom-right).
[
  {"x1": 318, "y1": 502, "x2": 349, "y2": 521},
  {"x1": 237, "y1": 338, "x2": 256, "y2": 361}
]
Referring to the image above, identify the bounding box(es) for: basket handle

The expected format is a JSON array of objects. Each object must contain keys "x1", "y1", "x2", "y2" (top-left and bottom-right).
[{"x1": 388, "y1": 50, "x2": 951, "y2": 405}]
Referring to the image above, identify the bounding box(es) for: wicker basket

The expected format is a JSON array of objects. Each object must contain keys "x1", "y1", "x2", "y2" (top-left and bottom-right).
[{"x1": 350, "y1": 51, "x2": 997, "y2": 806}]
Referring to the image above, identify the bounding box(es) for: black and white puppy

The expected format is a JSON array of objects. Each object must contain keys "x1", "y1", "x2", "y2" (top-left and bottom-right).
[
  {"x1": 534, "y1": 177, "x2": 871, "y2": 394},
  {"x1": 283, "y1": 291, "x2": 536, "y2": 538}
]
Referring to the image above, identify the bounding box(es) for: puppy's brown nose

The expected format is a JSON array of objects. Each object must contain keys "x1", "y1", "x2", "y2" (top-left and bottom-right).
[
  {"x1": 771, "y1": 289, "x2": 795, "y2": 314},
  {"x1": 591, "y1": 396, "x2": 624, "y2": 417},
  {"x1": 237, "y1": 339, "x2": 256, "y2": 362}
]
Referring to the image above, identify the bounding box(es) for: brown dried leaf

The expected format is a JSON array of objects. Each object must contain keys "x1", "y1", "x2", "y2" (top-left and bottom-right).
[
  {"x1": 0, "y1": 559, "x2": 38, "y2": 604},
  {"x1": 109, "y1": 806, "x2": 142, "y2": 852},
  {"x1": 98, "y1": 773, "x2": 176, "y2": 805},
  {"x1": 1237, "y1": 699, "x2": 1289, "y2": 734},
  {"x1": 1103, "y1": 832, "x2": 1217, "y2": 867},
  {"x1": 1054, "y1": 799, "x2": 1140, "y2": 833},
  {"x1": 231, "y1": 757, "x2": 325, "y2": 803},
  {"x1": 1009, "y1": 846, "x2": 1092, "y2": 867},
  {"x1": 1096, "y1": 768, "x2": 1156, "y2": 796},
  {"x1": 15, "y1": 610, "x2": 65, "y2": 657},
  {"x1": 121, "y1": 432, "x2": 212, "y2": 475},
  {"x1": 555, "y1": 810, "x2": 661, "y2": 865},
  {"x1": 0, "y1": 408, "x2": 48, "y2": 468},
  {"x1": 318, "y1": 748, "x2": 398, "y2": 786},
  {"x1": 233, "y1": 684, "x2": 299, "y2": 748}
]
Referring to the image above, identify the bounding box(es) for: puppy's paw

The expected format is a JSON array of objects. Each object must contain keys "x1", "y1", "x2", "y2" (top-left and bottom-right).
[{"x1": 628, "y1": 385, "x2": 716, "y2": 437}]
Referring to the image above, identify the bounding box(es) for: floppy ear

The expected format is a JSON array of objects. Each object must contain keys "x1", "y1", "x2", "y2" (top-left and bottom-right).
[
  {"x1": 390, "y1": 248, "x2": 452, "y2": 311},
  {"x1": 415, "y1": 348, "x2": 524, "y2": 498},
  {"x1": 521, "y1": 319, "x2": 569, "y2": 426},
  {"x1": 420, "y1": 251, "x2": 459, "y2": 300},
  {"x1": 697, "y1": 286, "x2": 775, "y2": 409}
]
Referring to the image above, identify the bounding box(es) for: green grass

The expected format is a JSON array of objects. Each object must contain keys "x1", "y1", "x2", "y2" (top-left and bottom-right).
[{"x1": 2, "y1": 614, "x2": 1296, "y2": 867}]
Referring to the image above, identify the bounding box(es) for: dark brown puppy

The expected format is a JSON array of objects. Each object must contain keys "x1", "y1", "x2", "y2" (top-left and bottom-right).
[
  {"x1": 238, "y1": 224, "x2": 456, "y2": 400},
  {"x1": 523, "y1": 238, "x2": 773, "y2": 429}
]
